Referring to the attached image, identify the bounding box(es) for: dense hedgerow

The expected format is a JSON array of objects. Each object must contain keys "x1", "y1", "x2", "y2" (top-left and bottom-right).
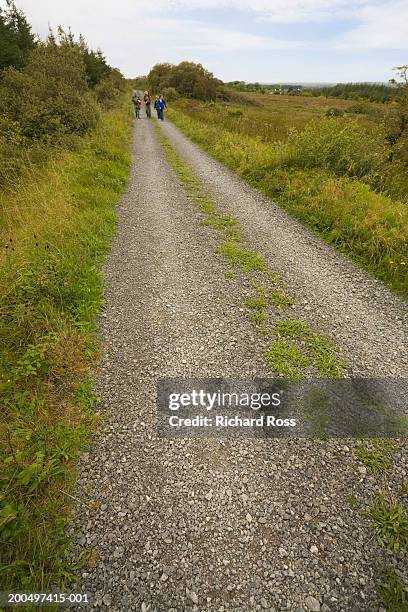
[{"x1": 0, "y1": 43, "x2": 100, "y2": 141}]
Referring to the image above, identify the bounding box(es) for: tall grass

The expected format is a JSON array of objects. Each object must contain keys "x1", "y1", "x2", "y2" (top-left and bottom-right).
[
  {"x1": 173, "y1": 95, "x2": 383, "y2": 144},
  {"x1": 284, "y1": 119, "x2": 387, "y2": 179},
  {"x1": 168, "y1": 108, "x2": 408, "y2": 297},
  {"x1": 0, "y1": 96, "x2": 132, "y2": 590}
]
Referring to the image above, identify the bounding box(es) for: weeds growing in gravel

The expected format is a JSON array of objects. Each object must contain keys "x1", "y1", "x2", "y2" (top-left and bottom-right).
[
  {"x1": 355, "y1": 440, "x2": 400, "y2": 474},
  {"x1": 356, "y1": 442, "x2": 407, "y2": 606},
  {"x1": 269, "y1": 291, "x2": 294, "y2": 309},
  {"x1": 0, "y1": 97, "x2": 132, "y2": 590},
  {"x1": 378, "y1": 567, "x2": 408, "y2": 611},
  {"x1": 265, "y1": 341, "x2": 310, "y2": 380},
  {"x1": 369, "y1": 495, "x2": 408, "y2": 552},
  {"x1": 215, "y1": 240, "x2": 267, "y2": 272},
  {"x1": 273, "y1": 319, "x2": 346, "y2": 377}
]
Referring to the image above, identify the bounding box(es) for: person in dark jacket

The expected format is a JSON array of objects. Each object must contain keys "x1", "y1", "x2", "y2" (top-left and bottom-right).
[
  {"x1": 135, "y1": 97, "x2": 142, "y2": 118},
  {"x1": 131, "y1": 91, "x2": 138, "y2": 116},
  {"x1": 143, "y1": 91, "x2": 152, "y2": 118}
]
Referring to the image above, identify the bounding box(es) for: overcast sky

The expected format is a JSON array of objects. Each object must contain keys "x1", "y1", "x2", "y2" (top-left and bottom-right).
[{"x1": 11, "y1": 0, "x2": 408, "y2": 82}]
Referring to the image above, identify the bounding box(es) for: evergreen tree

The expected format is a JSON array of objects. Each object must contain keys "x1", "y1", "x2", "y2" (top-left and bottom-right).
[{"x1": 0, "y1": 1, "x2": 35, "y2": 71}]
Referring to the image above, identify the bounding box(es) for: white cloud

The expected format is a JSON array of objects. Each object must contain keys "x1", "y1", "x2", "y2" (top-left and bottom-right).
[
  {"x1": 152, "y1": 0, "x2": 370, "y2": 23},
  {"x1": 171, "y1": 23, "x2": 311, "y2": 51},
  {"x1": 335, "y1": 0, "x2": 408, "y2": 49}
]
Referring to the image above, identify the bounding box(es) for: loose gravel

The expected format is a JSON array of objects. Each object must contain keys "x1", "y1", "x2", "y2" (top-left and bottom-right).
[{"x1": 69, "y1": 115, "x2": 408, "y2": 612}]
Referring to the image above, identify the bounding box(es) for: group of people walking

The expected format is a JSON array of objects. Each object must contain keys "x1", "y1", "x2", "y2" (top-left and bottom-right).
[{"x1": 131, "y1": 91, "x2": 167, "y2": 120}]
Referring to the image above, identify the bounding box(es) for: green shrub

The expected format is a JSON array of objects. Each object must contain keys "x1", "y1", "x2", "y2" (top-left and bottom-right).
[
  {"x1": 326, "y1": 107, "x2": 344, "y2": 117},
  {"x1": 394, "y1": 130, "x2": 408, "y2": 165},
  {"x1": 148, "y1": 61, "x2": 221, "y2": 100},
  {"x1": 95, "y1": 69, "x2": 126, "y2": 109},
  {"x1": 345, "y1": 102, "x2": 372, "y2": 114},
  {"x1": 227, "y1": 108, "x2": 243, "y2": 117},
  {"x1": 386, "y1": 90, "x2": 408, "y2": 170},
  {"x1": 0, "y1": 43, "x2": 100, "y2": 143},
  {"x1": 162, "y1": 86, "x2": 179, "y2": 102},
  {"x1": 0, "y1": 21, "x2": 127, "y2": 188},
  {"x1": 284, "y1": 118, "x2": 387, "y2": 180}
]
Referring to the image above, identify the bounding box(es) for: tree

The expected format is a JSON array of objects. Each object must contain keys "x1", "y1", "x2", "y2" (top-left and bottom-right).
[
  {"x1": 0, "y1": 39, "x2": 99, "y2": 141},
  {"x1": 95, "y1": 68, "x2": 126, "y2": 108},
  {"x1": 168, "y1": 61, "x2": 220, "y2": 100},
  {"x1": 77, "y1": 35, "x2": 112, "y2": 88},
  {"x1": 147, "y1": 61, "x2": 221, "y2": 101},
  {"x1": 391, "y1": 65, "x2": 408, "y2": 85},
  {"x1": 0, "y1": 1, "x2": 35, "y2": 71},
  {"x1": 147, "y1": 63, "x2": 173, "y2": 93}
]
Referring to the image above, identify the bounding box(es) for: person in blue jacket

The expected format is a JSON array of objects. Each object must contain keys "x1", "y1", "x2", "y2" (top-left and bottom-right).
[{"x1": 157, "y1": 95, "x2": 167, "y2": 120}]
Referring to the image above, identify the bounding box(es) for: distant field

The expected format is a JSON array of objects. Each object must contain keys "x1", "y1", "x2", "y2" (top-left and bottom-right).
[{"x1": 173, "y1": 93, "x2": 386, "y2": 143}]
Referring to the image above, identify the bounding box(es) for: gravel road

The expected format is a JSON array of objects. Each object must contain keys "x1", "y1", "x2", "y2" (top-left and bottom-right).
[{"x1": 70, "y1": 115, "x2": 408, "y2": 611}]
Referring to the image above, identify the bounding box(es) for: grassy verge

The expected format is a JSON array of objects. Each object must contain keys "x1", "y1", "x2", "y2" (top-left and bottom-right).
[
  {"x1": 0, "y1": 96, "x2": 133, "y2": 590},
  {"x1": 167, "y1": 107, "x2": 408, "y2": 298}
]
